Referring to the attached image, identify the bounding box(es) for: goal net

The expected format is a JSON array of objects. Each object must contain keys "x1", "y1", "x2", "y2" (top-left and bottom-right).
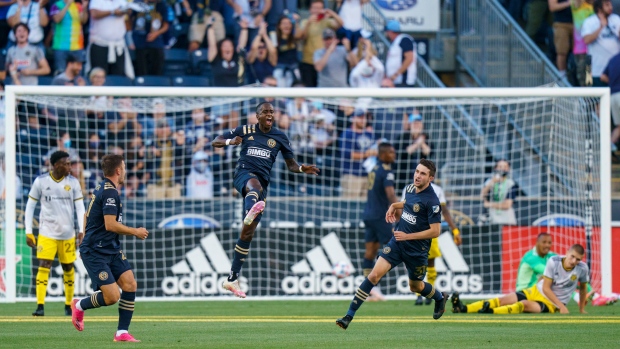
[{"x1": 0, "y1": 87, "x2": 612, "y2": 301}]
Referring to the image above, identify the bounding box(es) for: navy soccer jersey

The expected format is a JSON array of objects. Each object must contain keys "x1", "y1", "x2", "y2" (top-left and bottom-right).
[
  {"x1": 396, "y1": 183, "x2": 442, "y2": 257},
  {"x1": 81, "y1": 178, "x2": 123, "y2": 255},
  {"x1": 224, "y1": 124, "x2": 295, "y2": 183},
  {"x1": 363, "y1": 162, "x2": 395, "y2": 219}
]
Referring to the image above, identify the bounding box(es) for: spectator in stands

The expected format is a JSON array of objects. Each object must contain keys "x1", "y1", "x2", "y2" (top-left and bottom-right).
[
  {"x1": 549, "y1": 0, "x2": 573, "y2": 76},
  {"x1": 310, "y1": 111, "x2": 336, "y2": 154},
  {"x1": 88, "y1": 67, "x2": 109, "y2": 109},
  {"x1": 6, "y1": 23, "x2": 50, "y2": 85},
  {"x1": 69, "y1": 155, "x2": 92, "y2": 197},
  {"x1": 273, "y1": 13, "x2": 301, "y2": 87},
  {"x1": 601, "y1": 52, "x2": 620, "y2": 147},
  {"x1": 140, "y1": 98, "x2": 174, "y2": 140},
  {"x1": 0, "y1": 0, "x2": 13, "y2": 50},
  {"x1": 313, "y1": 28, "x2": 352, "y2": 88},
  {"x1": 87, "y1": 0, "x2": 134, "y2": 78},
  {"x1": 185, "y1": 150, "x2": 213, "y2": 199},
  {"x1": 571, "y1": 0, "x2": 595, "y2": 86},
  {"x1": 349, "y1": 31, "x2": 384, "y2": 88},
  {"x1": 334, "y1": 0, "x2": 368, "y2": 48},
  {"x1": 384, "y1": 20, "x2": 417, "y2": 88},
  {"x1": 19, "y1": 112, "x2": 50, "y2": 160},
  {"x1": 43, "y1": 131, "x2": 80, "y2": 166},
  {"x1": 266, "y1": 0, "x2": 295, "y2": 32},
  {"x1": 185, "y1": 107, "x2": 213, "y2": 154},
  {"x1": 582, "y1": 0, "x2": 620, "y2": 86},
  {"x1": 340, "y1": 108, "x2": 376, "y2": 198},
  {"x1": 0, "y1": 153, "x2": 23, "y2": 199},
  {"x1": 298, "y1": 0, "x2": 342, "y2": 87},
  {"x1": 51, "y1": 54, "x2": 85, "y2": 86},
  {"x1": 394, "y1": 111, "x2": 431, "y2": 190},
  {"x1": 50, "y1": 0, "x2": 88, "y2": 74},
  {"x1": 128, "y1": 0, "x2": 169, "y2": 76},
  {"x1": 207, "y1": 17, "x2": 248, "y2": 86},
  {"x1": 246, "y1": 21, "x2": 276, "y2": 84},
  {"x1": 107, "y1": 97, "x2": 142, "y2": 149},
  {"x1": 7, "y1": 0, "x2": 48, "y2": 48},
  {"x1": 226, "y1": 0, "x2": 271, "y2": 46},
  {"x1": 188, "y1": 0, "x2": 225, "y2": 51},
  {"x1": 86, "y1": 133, "x2": 105, "y2": 170},
  {"x1": 173, "y1": 129, "x2": 196, "y2": 186},
  {"x1": 525, "y1": 0, "x2": 552, "y2": 48},
  {"x1": 125, "y1": 134, "x2": 146, "y2": 197},
  {"x1": 480, "y1": 159, "x2": 518, "y2": 225},
  {"x1": 381, "y1": 77, "x2": 395, "y2": 88},
  {"x1": 146, "y1": 118, "x2": 175, "y2": 198}
]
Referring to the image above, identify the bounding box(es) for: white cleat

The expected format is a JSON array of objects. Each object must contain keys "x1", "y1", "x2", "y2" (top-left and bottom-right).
[{"x1": 222, "y1": 279, "x2": 247, "y2": 298}]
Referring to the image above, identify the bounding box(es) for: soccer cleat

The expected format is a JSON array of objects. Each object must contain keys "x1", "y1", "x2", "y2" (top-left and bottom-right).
[
  {"x1": 415, "y1": 296, "x2": 424, "y2": 306},
  {"x1": 450, "y1": 292, "x2": 467, "y2": 313},
  {"x1": 222, "y1": 279, "x2": 247, "y2": 298},
  {"x1": 71, "y1": 299, "x2": 84, "y2": 331},
  {"x1": 336, "y1": 315, "x2": 352, "y2": 330},
  {"x1": 478, "y1": 301, "x2": 494, "y2": 314},
  {"x1": 243, "y1": 200, "x2": 265, "y2": 225},
  {"x1": 65, "y1": 304, "x2": 72, "y2": 316},
  {"x1": 32, "y1": 305, "x2": 44, "y2": 317},
  {"x1": 433, "y1": 292, "x2": 449, "y2": 320},
  {"x1": 113, "y1": 333, "x2": 141, "y2": 342}
]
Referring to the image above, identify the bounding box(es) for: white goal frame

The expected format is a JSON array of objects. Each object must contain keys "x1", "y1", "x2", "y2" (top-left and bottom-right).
[{"x1": 2, "y1": 86, "x2": 612, "y2": 302}]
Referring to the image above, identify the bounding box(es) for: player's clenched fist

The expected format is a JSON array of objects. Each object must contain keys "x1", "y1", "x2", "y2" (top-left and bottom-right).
[
  {"x1": 229, "y1": 136, "x2": 243, "y2": 146},
  {"x1": 134, "y1": 227, "x2": 149, "y2": 240}
]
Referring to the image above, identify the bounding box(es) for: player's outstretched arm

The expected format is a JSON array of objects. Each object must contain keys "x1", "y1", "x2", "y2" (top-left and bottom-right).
[
  {"x1": 104, "y1": 215, "x2": 149, "y2": 240},
  {"x1": 386, "y1": 201, "x2": 405, "y2": 223},
  {"x1": 212, "y1": 135, "x2": 242, "y2": 148},
  {"x1": 542, "y1": 277, "x2": 569, "y2": 314},
  {"x1": 578, "y1": 282, "x2": 588, "y2": 314},
  {"x1": 284, "y1": 158, "x2": 320, "y2": 175}
]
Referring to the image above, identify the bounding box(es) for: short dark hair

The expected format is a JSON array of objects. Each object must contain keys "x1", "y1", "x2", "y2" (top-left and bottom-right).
[
  {"x1": 311, "y1": 0, "x2": 324, "y2": 5},
  {"x1": 537, "y1": 232, "x2": 551, "y2": 240},
  {"x1": 570, "y1": 244, "x2": 585, "y2": 255},
  {"x1": 378, "y1": 142, "x2": 393, "y2": 154},
  {"x1": 101, "y1": 154, "x2": 124, "y2": 177},
  {"x1": 13, "y1": 23, "x2": 29, "y2": 35},
  {"x1": 593, "y1": 0, "x2": 610, "y2": 13},
  {"x1": 419, "y1": 159, "x2": 436, "y2": 177},
  {"x1": 65, "y1": 54, "x2": 79, "y2": 67},
  {"x1": 256, "y1": 101, "x2": 272, "y2": 114},
  {"x1": 50, "y1": 151, "x2": 70, "y2": 166}
]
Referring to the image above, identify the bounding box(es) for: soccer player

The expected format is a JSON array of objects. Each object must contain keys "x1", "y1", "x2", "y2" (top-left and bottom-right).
[
  {"x1": 362, "y1": 143, "x2": 398, "y2": 301},
  {"x1": 515, "y1": 232, "x2": 556, "y2": 291},
  {"x1": 25, "y1": 151, "x2": 85, "y2": 316},
  {"x1": 451, "y1": 244, "x2": 589, "y2": 315},
  {"x1": 336, "y1": 159, "x2": 448, "y2": 330},
  {"x1": 212, "y1": 102, "x2": 320, "y2": 298},
  {"x1": 401, "y1": 181, "x2": 460, "y2": 305},
  {"x1": 70, "y1": 154, "x2": 149, "y2": 342}
]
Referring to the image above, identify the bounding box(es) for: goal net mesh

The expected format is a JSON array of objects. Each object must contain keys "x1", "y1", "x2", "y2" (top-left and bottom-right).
[{"x1": 1, "y1": 90, "x2": 602, "y2": 299}]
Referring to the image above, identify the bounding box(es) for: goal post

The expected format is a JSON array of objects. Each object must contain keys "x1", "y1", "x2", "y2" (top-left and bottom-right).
[{"x1": 1, "y1": 86, "x2": 612, "y2": 302}]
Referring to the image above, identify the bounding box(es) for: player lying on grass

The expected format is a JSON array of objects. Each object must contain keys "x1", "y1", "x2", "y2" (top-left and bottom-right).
[
  {"x1": 212, "y1": 101, "x2": 320, "y2": 298},
  {"x1": 451, "y1": 244, "x2": 589, "y2": 314},
  {"x1": 336, "y1": 159, "x2": 448, "y2": 330}
]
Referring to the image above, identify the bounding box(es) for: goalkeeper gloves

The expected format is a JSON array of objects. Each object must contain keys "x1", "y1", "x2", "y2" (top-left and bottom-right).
[
  {"x1": 26, "y1": 234, "x2": 37, "y2": 246},
  {"x1": 452, "y1": 228, "x2": 461, "y2": 244}
]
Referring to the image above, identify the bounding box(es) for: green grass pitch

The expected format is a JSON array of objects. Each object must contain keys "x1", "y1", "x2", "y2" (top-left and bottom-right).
[{"x1": 1, "y1": 300, "x2": 619, "y2": 348}]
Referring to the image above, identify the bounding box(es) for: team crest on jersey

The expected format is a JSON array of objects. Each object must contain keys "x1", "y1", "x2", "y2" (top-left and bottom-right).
[
  {"x1": 413, "y1": 204, "x2": 420, "y2": 212},
  {"x1": 64, "y1": 185, "x2": 71, "y2": 191},
  {"x1": 106, "y1": 198, "x2": 116, "y2": 206},
  {"x1": 432, "y1": 205, "x2": 440, "y2": 213},
  {"x1": 99, "y1": 272, "x2": 108, "y2": 281},
  {"x1": 383, "y1": 246, "x2": 391, "y2": 254},
  {"x1": 570, "y1": 274, "x2": 577, "y2": 281},
  {"x1": 267, "y1": 139, "x2": 276, "y2": 148}
]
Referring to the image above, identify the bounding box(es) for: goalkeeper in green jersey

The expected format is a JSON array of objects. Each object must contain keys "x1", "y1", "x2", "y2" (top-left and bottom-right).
[{"x1": 515, "y1": 233, "x2": 556, "y2": 290}]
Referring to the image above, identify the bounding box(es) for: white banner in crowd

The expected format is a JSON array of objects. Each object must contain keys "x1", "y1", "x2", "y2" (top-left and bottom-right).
[{"x1": 373, "y1": 0, "x2": 440, "y2": 32}]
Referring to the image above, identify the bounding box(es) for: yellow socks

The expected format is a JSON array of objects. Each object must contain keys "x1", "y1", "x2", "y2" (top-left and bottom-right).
[
  {"x1": 493, "y1": 302, "x2": 524, "y2": 314},
  {"x1": 466, "y1": 298, "x2": 500, "y2": 313},
  {"x1": 64, "y1": 268, "x2": 75, "y2": 306},
  {"x1": 35, "y1": 267, "x2": 50, "y2": 305},
  {"x1": 427, "y1": 266, "x2": 437, "y2": 287}
]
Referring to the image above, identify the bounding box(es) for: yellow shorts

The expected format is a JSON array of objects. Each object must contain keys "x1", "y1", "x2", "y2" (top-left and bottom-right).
[
  {"x1": 428, "y1": 237, "x2": 441, "y2": 259},
  {"x1": 36, "y1": 235, "x2": 76, "y2": 264},
  {"x1": 522, "y1": 285, "x2": 558, "y2": 313}
]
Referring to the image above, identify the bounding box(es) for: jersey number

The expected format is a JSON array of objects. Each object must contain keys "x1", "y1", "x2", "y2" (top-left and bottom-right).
[
  {"x1": 64, "y1": 242, "x2": 73, "y2": 254},
  {"x1": 367, "y1": 172, "x2": 376, "y2": 190},
  {"x1": 86, "y1": 194, "x2": 96, "y2": 217}
]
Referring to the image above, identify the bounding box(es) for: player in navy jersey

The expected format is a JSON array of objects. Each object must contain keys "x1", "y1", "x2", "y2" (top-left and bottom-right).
[
  {"x1": 70, "y1": 155, "x2": 149, "y2": 342},
  {"x1": 336, "y1": 159, "x2": 448, "y2": 330},
  {"x1": 212, "y1": 101, "x2": 320, "y2": 298},
  {"x1": 362, "y1": 143, "x2": 398, "y2": 301}
]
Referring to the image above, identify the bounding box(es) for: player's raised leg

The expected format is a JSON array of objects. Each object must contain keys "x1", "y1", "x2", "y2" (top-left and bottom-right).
[
  {"x1": 242, "y1": 179, "x2": 265, "y2": 226},
  {"x1": 336, "y1": 257, "x2": 392, "y2": 330},
  {"x1": 114, "y1": 270, "x2": 140, "y2": 342}
]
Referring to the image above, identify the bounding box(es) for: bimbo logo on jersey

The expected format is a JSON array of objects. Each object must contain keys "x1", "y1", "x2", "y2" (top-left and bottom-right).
[
  {"x1": 161, "y1": 233, "x2": 248, "y2": 295},
  {"x1": 282, "y1": 232, "x2": 363, "y2": 294},
  {"x1": 401, "y1": 211, "x2": 417, "y2": 225},
  {"x1": 247, "y1": 147, "x2": 271, "y2": 159}
]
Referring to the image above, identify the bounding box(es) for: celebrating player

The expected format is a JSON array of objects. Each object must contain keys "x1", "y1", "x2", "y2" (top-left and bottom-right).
[
  {"x1": 401, "y1": 180, "x2": 460, "y2": 305},
  {"x1": 71, "y1": 155, "x2": 149, "y2": 342},
  {"x1": 451, "y1": 244, "x2": 589, "y2": 315},
  {"x1": 336, "y1": 159, "x2": 448, "y2": 330},
  {"x1": 25, "y1": 151, "x2": 85, "y2": 316},
  {"x1": 212, "y1": 102, "x2": 320, "y2": 298},
  {"x1": 362, "y1": 143, "x2": 398, "y2": 301}
]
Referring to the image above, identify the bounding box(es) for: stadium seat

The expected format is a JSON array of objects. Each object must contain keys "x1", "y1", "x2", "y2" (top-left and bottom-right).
[
  {"x1": 105, "y1": 75, "x2": 134, "y2": 86},
  {"x1": 190, "y1": 49, "x2": 211, "y2": 76},
  {"x1": 134, "y1": 75, "x2": 172, "y2": 87},
  {"x1": 172, "y1": 75, "x2": 211, "y2": 87},
  {"x1": 164, "y1": 48, "x2": 190, "y2": 76}
]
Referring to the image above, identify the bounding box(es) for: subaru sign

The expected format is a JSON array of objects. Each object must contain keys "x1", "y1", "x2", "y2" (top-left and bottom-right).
[{"x1": 374, "y1": 0, "x2": 440, "y2": 32}]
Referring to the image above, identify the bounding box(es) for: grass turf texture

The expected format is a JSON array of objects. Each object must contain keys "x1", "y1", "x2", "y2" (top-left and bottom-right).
[{"x1": 1, "y1": 300, "x2": 619, "y2": 348}]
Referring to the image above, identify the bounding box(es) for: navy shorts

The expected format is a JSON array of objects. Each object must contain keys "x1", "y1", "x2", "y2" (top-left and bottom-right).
[
  {"x1": 233, "y1": 170, "x2": 269, "y2": 223},
  {"x1": 378, "y1": 237, "x2": 428, "y2": 281},
  {"x1": 81, "y1": 249, "x2": 132, "y2": 291},
  {"x1": 363, "y1": 219, "x2": 393, "y2": 244}
]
